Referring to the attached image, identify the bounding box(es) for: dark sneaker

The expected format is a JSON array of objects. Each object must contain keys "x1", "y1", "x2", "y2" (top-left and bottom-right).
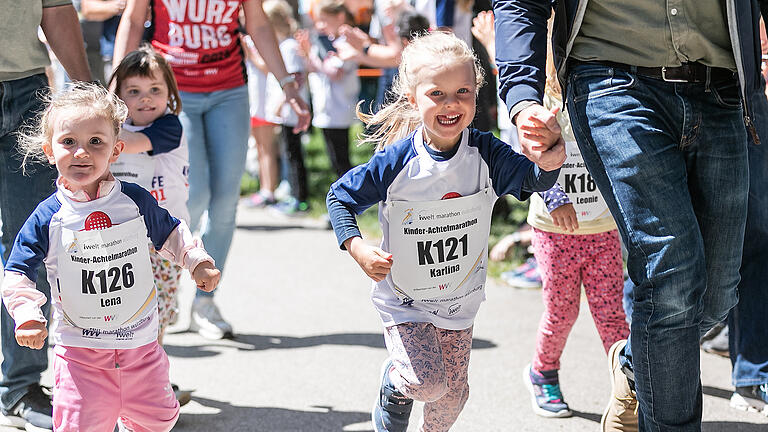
[
  {"x1": 730, "y1": 384, "x2": 768, "y2": 416},
  {"x1": 701, "y1": 325, "x2": 729, "y2": 358},
  {"x1": 0, "y1": 384, "x2": 53, "y2": 431},
  {"x1": 171, "y1": 383, "x2": 192, "y2": 407},
  {"x1": 372, "y1": 360, "x2": 413, "y2": 432},
  {"x1": 523, "y1": 364, "x2": 572, "y2": 418},
  {"x1": 269, "y1": 198, "x2": 309, "y2": 217}
]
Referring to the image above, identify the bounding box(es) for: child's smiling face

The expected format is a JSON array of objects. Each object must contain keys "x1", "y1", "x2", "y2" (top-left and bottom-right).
[
  {"x1": 43, "y1": 109, "x2": 123, "y2": 197},
  {"x1": 119, "y1": 70, "x2": 169, "y2": 126},
  {"x1": 408, "y1": 60, "x2": 477, "y2": 152}
]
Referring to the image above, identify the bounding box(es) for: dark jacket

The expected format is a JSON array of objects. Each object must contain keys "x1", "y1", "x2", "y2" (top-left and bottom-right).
[{"x1": 494, "y1": 0, "x2": 768, "y2": 120}]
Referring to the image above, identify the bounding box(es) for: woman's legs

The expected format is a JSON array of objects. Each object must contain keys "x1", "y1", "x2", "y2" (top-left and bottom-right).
[{"x1": 252, "y1": 123, "x2": 278, "y2": 198}]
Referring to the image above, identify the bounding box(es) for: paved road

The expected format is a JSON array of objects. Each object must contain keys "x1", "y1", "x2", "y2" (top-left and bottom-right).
[{"x1": 3, "y1": 207, "x2": 766, "y2": 431}]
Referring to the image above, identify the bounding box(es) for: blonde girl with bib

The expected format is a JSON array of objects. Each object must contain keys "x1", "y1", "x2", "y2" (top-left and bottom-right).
[
  {"x1": 326, "y1": 32, "x2": 564, "y2": 432},
  {"x1": 3, "y1": 83, "x2": 220, "y2": 432}
]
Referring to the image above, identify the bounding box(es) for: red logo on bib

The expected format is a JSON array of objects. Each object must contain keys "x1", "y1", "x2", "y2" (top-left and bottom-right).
[
  {"x1": 442, "y1": 192, "x2": 462, "y2": 200},
  {"x1": 83, "y1": 212, "x2": 113, "y2": 231}
]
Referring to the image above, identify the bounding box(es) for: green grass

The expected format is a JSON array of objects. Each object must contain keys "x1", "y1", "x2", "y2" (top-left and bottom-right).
[{"x1": 241, "y1": 125, "x2": 532, "y2": 278}]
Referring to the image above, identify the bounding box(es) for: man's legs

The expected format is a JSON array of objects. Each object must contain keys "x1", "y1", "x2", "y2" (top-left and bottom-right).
[
  {"x1": 566, "y1": 64, "x2": 748, "y2": 430},
  {"x1": 0, "y1": 74, "x2": 56, "y2": 427},
  {"x1": 727, "y1": 81, "x2": 768, "y2": 404}
]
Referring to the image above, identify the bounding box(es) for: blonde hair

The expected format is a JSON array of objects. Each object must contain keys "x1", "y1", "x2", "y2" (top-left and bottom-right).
[
  {"x1": 264, "y1": 0, "x2": 297, "y2": 37},
  {"x1": 18, "y1": 82, "x2": 128, "y2": 169},
  {"x1": 108, "y1": 45, "x2": 182, "y2": 115},
  {"x1": 357, "y1": 31, "x2": 484, "y2": 150}
]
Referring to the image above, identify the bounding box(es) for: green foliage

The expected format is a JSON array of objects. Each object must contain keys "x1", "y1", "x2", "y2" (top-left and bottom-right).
[{"x1": 241, "y1": 125, "x2": 532, "y2": 278}]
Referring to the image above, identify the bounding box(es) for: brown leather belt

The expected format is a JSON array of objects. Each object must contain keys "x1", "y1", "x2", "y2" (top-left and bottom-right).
[{"x1": 569, "y1": 60, "x2": 736, "y2": 83}]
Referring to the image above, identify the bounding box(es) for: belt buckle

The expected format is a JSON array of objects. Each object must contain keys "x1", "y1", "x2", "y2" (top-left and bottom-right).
[{"x1": 661, "y1": 66, "x2": 688, "y2": 83}]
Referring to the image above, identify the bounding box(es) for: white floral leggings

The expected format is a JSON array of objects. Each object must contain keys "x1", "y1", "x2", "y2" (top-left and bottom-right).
[
  {"x1": 149, "y1": 246, "x2": 182, "y2": 336},
  {"x1": 384, "y1": 322, "x2": 473, "y2": 432}
]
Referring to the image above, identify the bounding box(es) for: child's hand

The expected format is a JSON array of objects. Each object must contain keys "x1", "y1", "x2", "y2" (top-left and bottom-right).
[
  {"x1": 15, "y1": 321, "x2": 47, "y2": 350},
  {"x1": 516, "y1": 104, "x2": 567, "y2": 171},
  {"x1": 192, "y1": 261, "x2": 221, "y2": 292},
  {"x1": 550, "y1": 203, "x2": 579, "y2": 232},
  {"x1": 344, "y1": 236, "x2": 393, "y2": 282},
  {"x1": 295, "y1": 30, "x2": 311, "y2": 57}
]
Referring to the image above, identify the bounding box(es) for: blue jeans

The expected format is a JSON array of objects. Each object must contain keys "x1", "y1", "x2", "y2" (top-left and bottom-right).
[
  {"x1": 566, "y1": 63, "x2": 749, "y2": 431},
  {"x1": 728, "y1": 81, "x2": 768, "y2": 388},
  {"x1": 179, "y1": 85, "x2": 250, "y2": 298},
  {"x1": 0, "y1": 74, "x2": 56, "y2": 408}
]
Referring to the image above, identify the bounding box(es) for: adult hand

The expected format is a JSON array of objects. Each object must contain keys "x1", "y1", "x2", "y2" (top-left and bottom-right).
[
  {"x1": 516, "y1": 104, "x2": 567, "y2": 171},
  {"x1": 282, "y1": 83, "x2": 311, "y2": 132},
  {"x1": 339, "y1": 25, "x2": 371, "y2": 50},
  {"x1": 15, "y1": 321, "x2": 47, "y2": 350}
]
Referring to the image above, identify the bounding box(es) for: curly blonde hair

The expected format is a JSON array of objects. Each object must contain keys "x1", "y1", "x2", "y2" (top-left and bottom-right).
[
  {"x1": 18, "y1": 82, "x2": 128, "y2": 169},
  {"x1": 357, "y1": 31, "x2": 485, "y2": 150}
]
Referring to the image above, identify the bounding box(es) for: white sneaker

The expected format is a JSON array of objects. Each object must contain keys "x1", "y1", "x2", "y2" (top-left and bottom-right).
[{"x1": 189, "y1": 297, "x2": 234, "y2": 339}]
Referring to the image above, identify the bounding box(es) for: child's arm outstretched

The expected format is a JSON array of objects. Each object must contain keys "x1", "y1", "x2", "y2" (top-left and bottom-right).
[
  {"x1": 328, "y1": 190, "x2": 392, "y2": 281},
  {"x1": 118, "y1": 114, "x2": 184, "y2": 154}
]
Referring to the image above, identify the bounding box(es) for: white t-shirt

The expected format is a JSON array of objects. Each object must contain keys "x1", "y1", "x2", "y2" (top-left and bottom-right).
[
  {"x1": 112, "y1": 116, "x2": 190, "y2": 223},
  {"x1": 308, "y1": 39, "x2": 360, "y2": 129},
  {"x1": 247, "y1": 61, "x2": 269, "y2": 119}
]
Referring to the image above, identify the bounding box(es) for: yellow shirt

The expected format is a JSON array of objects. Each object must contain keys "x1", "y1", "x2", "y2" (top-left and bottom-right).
[{"x1": 526, "y1": 91, "x2": 618, "y2": 235}]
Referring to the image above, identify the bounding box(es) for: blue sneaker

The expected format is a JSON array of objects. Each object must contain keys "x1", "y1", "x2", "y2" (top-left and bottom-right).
[
  {"x1": 523, "y1": 364, "x2": 572, "y2": 418},
  {"x1": 730, "y1": 384, "x2": 768, "y2": 415},
  {"x1": 372, "y1": 360, "x2": 413, "y2": 432}
]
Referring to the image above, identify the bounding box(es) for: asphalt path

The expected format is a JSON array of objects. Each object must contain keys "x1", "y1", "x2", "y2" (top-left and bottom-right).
[{"x1": 2, "y1": 206, "x2": 766, "y2": 431}]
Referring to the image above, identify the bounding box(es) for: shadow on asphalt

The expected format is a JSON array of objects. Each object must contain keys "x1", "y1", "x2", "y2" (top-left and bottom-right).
[
  {"x1": 570, "y1": 409, "x2": 601, "y2": 423},
  {"x1": 164, "y1": 332, "x2": 496, "y2": 358},
  {"x1": 175, "y1": 396, "x2": 373, "y2": 432},
  {"x1": 702, "y1": 422, "x2": 768, "y2": 431},
  {"x1": 703, "y1": 385, "x2": 734, "y2": 400},
  {"x1": 235, "y1": 223, "x2": 330, "y2": 232}
]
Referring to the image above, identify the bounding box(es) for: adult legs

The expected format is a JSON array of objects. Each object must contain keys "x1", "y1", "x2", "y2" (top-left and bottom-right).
[
  {"x1": 567, "y1": 65, "x2": 747, "y2": 430},
  {"x1": 282, "y1": 125, "x2": 308, "y2": 203},
  {"x1": 320, "y1": 127, "x2": 351, "y2": 178},
  {"x1": 728, "y1": 82, "x2": 768, "y2": 391},
  {"x1": 0, "y1": 75, "x2": 55, "y2": 417}
]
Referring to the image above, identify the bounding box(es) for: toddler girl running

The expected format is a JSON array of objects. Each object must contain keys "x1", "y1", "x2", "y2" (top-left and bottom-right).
[
  {"x1": 4, "y1": 82, "x2": 220, "y2": 431},
  {"x1": 326, "y1": 32, "x2": 564, "y2": 432},
  {"x1": 108, "y1": 46, "x2": 190, "y2": 344},
  {"x1": 522, "y1": 53, "x2": 629, "y2": 418}
]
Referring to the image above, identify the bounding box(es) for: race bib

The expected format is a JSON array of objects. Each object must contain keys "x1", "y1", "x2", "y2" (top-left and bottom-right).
[
  {"x1": 558, "y1": 141, "x2": 610, "y2": 221},
  {"x1": 111, "y1": 153, "x2": 155, "y2": 191},
  {"x1": 56, "y1": 216, "x2": 155, "y2": 331},
  {"x1": 387, "y1": 188, "x2": 493, "y2": 301}
]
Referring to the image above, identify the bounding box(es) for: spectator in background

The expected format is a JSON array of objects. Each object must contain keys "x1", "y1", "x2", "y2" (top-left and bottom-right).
[
  {"x1": 76, "y1": 0, "x2": 126, "y2": 83},
  {"x1": 114, "y1": 0, "x2": 310, "y2": 340},
  {"x1": 0, "y1": 2, "x2": 91, "y2": 430}
]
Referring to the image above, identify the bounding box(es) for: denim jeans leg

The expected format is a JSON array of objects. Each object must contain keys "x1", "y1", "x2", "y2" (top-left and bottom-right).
[
  {"x1": 181, "y1": 86, "x2": 249, "y2": 298},
  {"x1": 728, "y1": 84, "x2": 768, "y2": 388},
  {"x1": 566, "y1": 65, "x2": 748, "y2": 431},
  {"x1": 0, "y1": 75, "x2": 56, "y2": 409}
]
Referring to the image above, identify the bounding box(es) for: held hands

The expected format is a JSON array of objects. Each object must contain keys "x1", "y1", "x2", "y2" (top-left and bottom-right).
[
  {"x1": 192, "y1": 261, "x2": 221, "y2": 292},
  {"x1": 15, "y1": 321, "x2": 47, "y2": 350},
  {"x1": 345, "y1": 236, "x2": 393, "y2": 282},
  {"x1": 516, "y1": 104, "x2": 567, "y2": 171},
  {"x1": 550, "y1": 203, "x2": 579, "y2": 232}
]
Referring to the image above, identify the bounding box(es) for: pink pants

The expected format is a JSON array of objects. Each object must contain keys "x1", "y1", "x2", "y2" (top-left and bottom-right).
[
  {"x1": 531, "y1": 228, "x2": 629, "y2": 373},
  {"x1": 52, "y1": 342, "x2": 180, "y2": 432},
  {"x1": 384, "y1": 322, "x2": 473, "y2": 432}
]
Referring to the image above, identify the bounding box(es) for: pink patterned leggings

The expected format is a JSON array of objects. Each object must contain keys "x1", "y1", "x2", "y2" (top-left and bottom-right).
[
  {"x1": 384, "y1": 323, "x2": 473, "y2": 432},
  {"x1": 531, "y1": 228, "x2": 629, "y2": 373}
]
